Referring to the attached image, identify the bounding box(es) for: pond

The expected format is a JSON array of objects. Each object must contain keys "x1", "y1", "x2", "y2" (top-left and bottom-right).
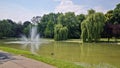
[{"x1": 1, "y1": 39, "x2": 120, "y2": 68}]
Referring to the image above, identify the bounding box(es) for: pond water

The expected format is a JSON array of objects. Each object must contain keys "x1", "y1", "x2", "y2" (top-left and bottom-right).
[{"x1": 1, "y1": 39, "x2": 120, "y2": 68}]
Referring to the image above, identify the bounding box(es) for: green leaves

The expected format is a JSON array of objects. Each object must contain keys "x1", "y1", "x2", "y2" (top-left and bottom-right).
[
  {"x1": 0, "y1": 20, "x2": 12, "y2": 38},
  {"x1": 81, "y1": 12, "x2": 105, "y2": 42},
  {"x1": 44, "y1": 21, "x2": 54, "y2": 38},
  {"x1": 113, "y1": 3, "x2": 120, "y2": 24},
  {"x1": 54, "y1": 24, "x2": 68, "y2": 41}
]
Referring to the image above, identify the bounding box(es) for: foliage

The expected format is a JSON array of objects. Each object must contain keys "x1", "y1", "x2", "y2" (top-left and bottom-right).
[
  {"x1": 54, "y1": 24, "x2": 68, "y2": 41},
  {"x1": 38, "y1": 13, "x2": 60, "y2": 37},
  {"x1": 23, "y1": 24, "x2": 31, "y2": 37},
  {"x1": 31, "y1": 16, "x2": 41, "y2": 24},
  {"x1": 0, "y1": 19, "x2": 24, "y2": 38},
  {"x1": 81, "y1": 12, "x2": 105, "y2": 42},
  {"x1": 76, "y1": 14, "x2": 86, "y2": 23},
  {"x1": 0, "y1": 20, "x2": 12, "y2": 38},
  {"x1": 22, "y1": 21, "x2": 32, "y2": 37},
  {"x1": 38, "y1": 12, "x2": 85, "y2": 39},
  {"x1": 0, "y1": 3, "x2": 120, "y2": 41},
  {"x1": 105, "y1": 10, "x2": 114, "y2": 23},
  {"x1": 88, "y1": 9, "x2": 96, "y2": 15},
  {"x1": 102, "y1": 3, "x2": 120, "y2": 39},
  {"x1": 58, "y1": 12, "x2": 80, "y2": 38},
  {"x1": 113, "y1": 3, "x2": 120, "y2": 24},
  {"x1": 81, "y1": 20, "x2": 88, "y2": 42},
  {"x1": 23, "y1": 21, "x2": 31, "y2": 28},
  {"x1": 76, "y1": 14, "x2": 86, "y2": 37},
  {"x1": 44, "y1": 20, "x2": 54, "y2": 38}
]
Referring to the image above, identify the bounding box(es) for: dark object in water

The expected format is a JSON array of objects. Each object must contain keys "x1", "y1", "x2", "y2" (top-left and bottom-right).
[{"x1": 51, "y1": 53, "x2": 54, "y2": 55}]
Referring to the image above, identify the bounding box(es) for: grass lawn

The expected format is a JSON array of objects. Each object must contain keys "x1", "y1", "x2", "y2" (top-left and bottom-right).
[{"x1": 0, "y1": 45, "x2": 83, "y2": 68}]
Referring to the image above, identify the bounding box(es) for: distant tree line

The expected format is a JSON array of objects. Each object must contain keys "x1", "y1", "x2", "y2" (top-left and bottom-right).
[
  {"x1": 38, "y1": 12, "x2": 85, "y2": 40},
  {"x1": 0, "y1": 3, "x2": 120, "y2": 42}
]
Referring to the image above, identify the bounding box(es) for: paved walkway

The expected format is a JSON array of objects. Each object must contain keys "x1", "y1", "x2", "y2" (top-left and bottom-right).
[{"x1": 0, "y1": 51, "x2": 55, "y2": 68}]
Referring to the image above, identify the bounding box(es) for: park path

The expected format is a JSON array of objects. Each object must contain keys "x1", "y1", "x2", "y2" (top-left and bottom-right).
[{"x1": 0, "y1": 51, "x2": 55, "y2": 68}]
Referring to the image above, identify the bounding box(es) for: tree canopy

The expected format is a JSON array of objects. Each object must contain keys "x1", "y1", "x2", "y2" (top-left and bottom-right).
[
  {"x1": 81, "y1": 12, "x2": 105, "y2": 42},
  {"x1": 54, "y1": 24, "x2": 68, "y2": 41},
  {"x1": 0, "y1": 3, "x2": 120, "y2": 42}
]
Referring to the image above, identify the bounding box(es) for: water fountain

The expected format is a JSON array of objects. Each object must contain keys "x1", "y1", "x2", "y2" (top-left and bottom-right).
[
  {"x1": 6, "y1": 25, "x2": 47, "y2": 54},
  {"x1": 21, "y1": 26, "x2": 40, "y2": 43},
  {"x1": 20, "y1": 26, "x2": 40, "y2": 53}
]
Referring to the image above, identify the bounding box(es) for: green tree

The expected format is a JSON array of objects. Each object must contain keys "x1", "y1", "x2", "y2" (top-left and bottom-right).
[
  {"x1": 23, "y1": 24, "x2": 31, "y2": 37},
  {"x1": 58, "y1": 12, "x2": 80, "y2": 38},
  {"x1": 113, "y1": 3, "x2": 120, "y2": 24},
  {"x1": 22, "y1": 21, "x2": 32, "y2": 37},
  {"x1": 105, "y1": 10, "x2": 114, "y2": 24},
  {"x1": 54, "y1": 24, "x2": 68, "y2": 41},
  {"x1": 76, "y1": 14, "x2": 86, "y2": 37},
  {"x1": 81, "y1": 20, "x2": 88, "y2": 42},
  {"x1": 6, "y1": 19, "x2": 23, "y2": 37},
  {"x1": 23, "y1": 21, "x2": 31, "y2": 28},
  {"x1": 44, "y1": 20, "x2": 54, "y2": 38},
  {"x1": 88, "y1": 9, "x2": 96, "y2": 15},
  {"x1": 81, "y1": 12, "x2": 105, "y2": 42},
  {"x1": 38, "y1": 13, "x2": 61, "y2": 37},
  {"x1": 0, "y1": 20, "x2": 12, "y2": 38}
]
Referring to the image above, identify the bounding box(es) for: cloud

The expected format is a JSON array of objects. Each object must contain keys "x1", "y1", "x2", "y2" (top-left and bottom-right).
[
  {"x1": 54, "y1": 0, "x2": 87, "y2": 14},
  {"x1": 53, "y1": 0, "x2": 61, "y2": 1},
  {"x1": 54, "y1": 0, "x2": 106, "y2": 14},
  {"x1": 93, "y1": 6, "x2": 107, "y2": 13},
  {"x1": 0, "y1": 3, "x2": 47, "y2": 22}
]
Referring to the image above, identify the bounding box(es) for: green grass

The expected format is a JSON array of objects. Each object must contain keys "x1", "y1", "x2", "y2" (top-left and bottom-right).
[
  {"x1": 0, "y1": 45, "x2": 83, "y2": 68},
  {"x1": 100, "y1": 38, "x2": 120, "y2": 42}
]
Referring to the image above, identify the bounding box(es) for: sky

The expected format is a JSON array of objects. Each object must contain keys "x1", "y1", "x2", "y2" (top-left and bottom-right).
[{"x1": 0, "y1": 0, "x2": 120, "y2": 22}]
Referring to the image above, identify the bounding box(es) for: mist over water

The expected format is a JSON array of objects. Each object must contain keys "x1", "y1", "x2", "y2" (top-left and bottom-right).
[
  {"x1": 6, "y1": 25, "x2": 46, "y2": 54},
  {"x1": 21, "y1": 26, "x2": 40, "y2": 43},
  {"x1": 20, "y1": 26, "x2": 40, "y2": 53}
]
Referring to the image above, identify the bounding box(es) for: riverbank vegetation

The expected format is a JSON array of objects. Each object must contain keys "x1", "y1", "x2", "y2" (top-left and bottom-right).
[
  {"x1": 0, "y1": 45, "x2": 83, "y2": 68},
  {"x1": 0, "y1": 3, "x2": 120, "y2": 42}
]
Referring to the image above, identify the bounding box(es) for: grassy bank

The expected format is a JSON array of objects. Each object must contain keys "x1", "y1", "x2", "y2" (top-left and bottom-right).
[{"x1": 0, "y1": 45, "x2": 83, "y2": 68}]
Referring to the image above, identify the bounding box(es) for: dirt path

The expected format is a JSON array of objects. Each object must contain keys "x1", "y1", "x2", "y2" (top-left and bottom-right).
[{"x1": 0, "y1": 51, "x2": 55, "y2": 68}]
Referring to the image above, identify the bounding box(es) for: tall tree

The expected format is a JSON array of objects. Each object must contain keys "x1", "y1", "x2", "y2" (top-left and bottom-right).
[
  {"x1": 76, "y1": 14, "x2": 86, "y2": 37},
  {"x1": 81, "y1": 12, "x2": 105, "y2": 42},
  {"x1": 0, "y1": 20, "x2": 12, "y2": 38},
  {"x1": 23, "y1": 24, "x2": 31, "y2": 37},
  {"x1": 23, "y1": 21, "x2": 32, "y2": 37},
  {"x1": 44, "y1": 20, "x2": 54, "y2": 38},
  {"x1": 88, "y1": 9, "x2": 96, "y2": 15},
  {"x1": 105, "y1": 10, "x2": 114, "y2": 24},
  {"x1": 54, "y1": 24, "x2": 68, "y2": 41},
  {"x1": 58, "y1": 12, "x2": 80, "y2": 38},
  {"x1": 23, "y1": 21, "x2": 31, "y2": 28},
  {"x1": 38, "y1": 13, "x2": 61, "y2": 37},
  {"x1": 31, "y1": 16, "x2": 41, "y2": 25},
  {"x1": 113, "y1": 3, "x2": 120, "y2": 24}
]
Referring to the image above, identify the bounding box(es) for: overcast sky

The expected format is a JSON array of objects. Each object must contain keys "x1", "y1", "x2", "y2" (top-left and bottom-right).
[{"x1": 0, "y1": 0, "x2": 119, "y2": 22}]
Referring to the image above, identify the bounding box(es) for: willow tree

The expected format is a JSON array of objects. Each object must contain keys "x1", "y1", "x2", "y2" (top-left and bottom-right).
[
  {"x1": 54, "y1": 24, "x2": 68, "y2": 41},
  {"x1": 81, "y1": 12, "x2": 105, "y2": 42}
]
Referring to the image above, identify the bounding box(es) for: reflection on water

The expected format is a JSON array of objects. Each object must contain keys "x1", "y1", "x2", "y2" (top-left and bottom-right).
[
  {"x1": 5, "y1": 39, "x2": 49, "y2": 54},
  {"x1": 3, "y1": 40, "x2": 120, "y2": 68},
  {"x1": 37, "y1": 42, "x2": 120, "y2": 68},
  {"x1": 21, "y1": 42, "x2": 40, "y2": 54}
]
